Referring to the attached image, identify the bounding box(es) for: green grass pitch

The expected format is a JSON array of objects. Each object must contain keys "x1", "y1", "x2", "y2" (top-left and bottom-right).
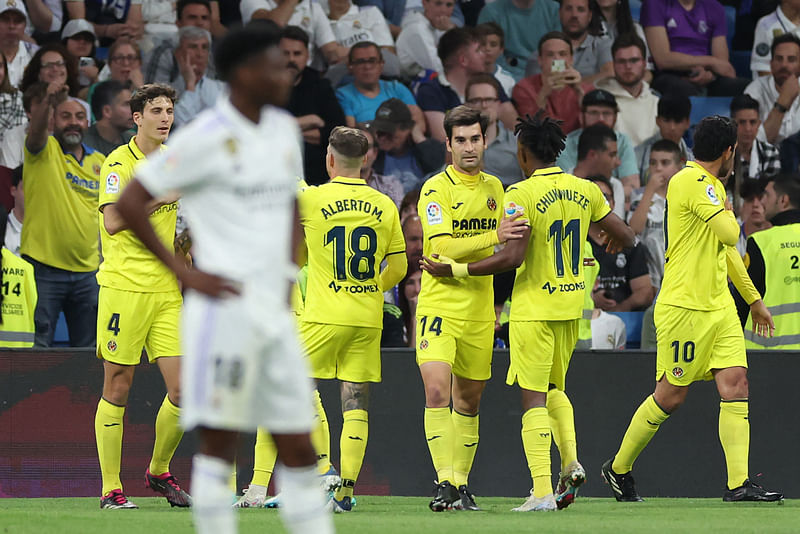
[{"x1": 1, "y1": 496, "x2": 795, "y2": 533}]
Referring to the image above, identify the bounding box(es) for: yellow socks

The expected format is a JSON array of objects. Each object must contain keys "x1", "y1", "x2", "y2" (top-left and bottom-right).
[
  {"x1": 335, "y1": 409, "x2": 368, "y2": 500},
  {"x1": 251, "y1": 428, "x2": 278, "y2": 487},
  {"x1": 719, "y1": 399, "x2": 749, "y2": 489},
  {"x1": 424, "y1": 407, "x2": 454, "y2": 484},
  {"x1": 312, "y1": 389, "x2": 332, "y2": 475},
  {"x1": 521, "y1": 407, "x2": 552, "y2": 498},
  {"x1": 452, "y1": 411, "x2": 479, "y2": 488},
  {"x1": 547, "y1": 389, "x2": 577, "y2": 470},
  {"x1": 95, "y1": 398, "x2": 124, "y2": 496},
  {"x1": 612, "y1": 395, "x2": 670, "y2": 474},
  {"x1": 149, "y1": 395, "x2": 183, "y2": 475}
]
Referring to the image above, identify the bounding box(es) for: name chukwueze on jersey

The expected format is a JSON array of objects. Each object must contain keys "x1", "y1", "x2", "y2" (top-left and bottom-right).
[
  {"x1": 321, "y1": 198, "x2": 384, "y2": 221},
  {"x1": 535, "y1": 187, "x2": 592, "y2": 213}
]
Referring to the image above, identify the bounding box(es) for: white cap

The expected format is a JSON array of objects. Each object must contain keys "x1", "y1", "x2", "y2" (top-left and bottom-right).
[
  {"x1": 0, "y1": 0, "x2": 28, "y2": 19},
  {"x1": 62, "y1": 19, "x2": 96, "y2": 40}
]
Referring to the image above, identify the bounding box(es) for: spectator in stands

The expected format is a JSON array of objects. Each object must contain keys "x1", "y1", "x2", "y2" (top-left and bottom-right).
[
  {"x1": 589, "y1": 305, "x2": 627, "y2": 349},
  {"x1": 526, "y1": 0, "x2": 614, "y2": 85},
  {"x1": 145, "y1": 0, "x2": 216, "y2": 85},
  {"x1": 282, "y1": 26, "x2": 347, "y2": 185},
  {"x1": 751, "y1": 0, "x2": 800, "y2": 78},
  {"x1": 371, "y1": 98, "x2": 445, "y2": 192},
  {"x1": 397, "y1": 0, "x2": 458, "y2": 77},
  {"x1": 398, "y1": 264, "x2": 422, "y2": 347},
  {"x1": 642, "y1": 0, "x2": 749, "y2": 97},
  {"x1": 399, "y1": 188, "x2": 420, "y2": 222},
  {"x1": 358, "y1": 124, "x2": 404, "y2": 207},
  {"x1": 465, "y1": 73, "x2": 522, "y2": 185},
  {"x1": 62, "y1": 20, "x2": 100, "y2": 89},
  {"x1": 241, "y1": 0, "x2": 343, "y2": 67},
  {"x1": 402, "y1": 213, "x2": 423, "y2": 274},
  {"x1": 26, "y1": 0, "x2": 63, "y2": 40},
  {"x1": 556, "y1": 89, "x2": 640, "y2": 198},
  {"x1": 356, "y1": 0, "x2": 405, "y2": 39},
  {"x1": 3, "y1": 82, "x2": 48, "y2": 170},
  {"x1": 20, "y1": 45, "x2": 82, "y2": 99},
  {"x1": 102, "y1": 38, "x2": 145, "y2": 89},
  {"x1": 474, "y1": 22, "x2": 517, "y2": 96},
  {"x1": 627, "y1": 139, "x2": 681, "y2": 289},
  {"x1": 0, "y1": 1, "x2": 37, "y2": 87},
  {"x1": 83, "y1": 81, "x2": 134, "y2": 155},
  {"x1": 598, "y1": 33, "x2": 659, "y2": 147},
  {"x1": 476, "y1": 0, "x2": 561, "y2": 80},
  {"x1": 22, "y1": 83, "x2": 104, "y2": 347},
  {"x1": 65, "y1": 0, "x2": 142, "y2": 47},
  {"x1": 635, "y1": 93, "x2": 693, "y2": 182},
  {"x1": 512, "y1": 31, "x2": 594, "y2": 134},
  {"x1": 4, "y1": 165, "x2": 22, "y2": 256},
  {"x1": 572, "y1": 123, "x2": 626, "y2": 218},
  {"x1": 595, "y1": 0, "x2": 647, "y2": 45},
  {"x1": 730, "y1": 94, "x2": 781, "y2": 185},
  {"x1": 0, "y1": 51, "x2": 25, "y2": 168},
  {"x1": 172, "y1": 27, "x2": 225, "y2": 126},
  {"x1": 337, "y1": 42, "x2": 424, "y2": 129},
  {"x1": 735, "y1": 179, "x2": 772, "y2": 256},
  {"x1": 323, "y1": 0, "x2": 396, "y2": 55},
  {"x1": 587, "y1": 174, "x2": 655, "y2": 311}
]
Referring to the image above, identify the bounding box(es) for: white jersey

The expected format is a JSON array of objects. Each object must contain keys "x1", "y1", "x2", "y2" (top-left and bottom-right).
[
  {"x1": 319, "y1": 2, "x2": 394, "y2": 48},
  {"x1": 750, "y1": 6, "x2": 800, "y2": 77},
  {"x1": 136, "y1": 98, "x2": 303, "y2": 291}
]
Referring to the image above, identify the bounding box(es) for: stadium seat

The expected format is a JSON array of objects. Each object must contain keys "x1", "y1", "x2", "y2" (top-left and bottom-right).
[
  {"x1": 608, "y1": 311, "x2": 644, "y2": 349},
  {"x1": 53, "y1": 312, "x2": 69, "y2": 346},
  {"x1": 629, "y1": 0, "x2": 642, "y2": 24},
  {"x1": 724, "y1": 6, "x2": 736, "y2": 50},
  {"x1": 731, "y1": 50, "x2": 752, "y2": 79},
  {"x1": 689, "y1": 96, "x2": 733, "y2": 125}
]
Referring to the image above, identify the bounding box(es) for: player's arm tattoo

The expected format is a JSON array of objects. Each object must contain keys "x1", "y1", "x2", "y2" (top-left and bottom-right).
[{"x1": 341, "y1": 381, "x2": 369, "y2": 412}]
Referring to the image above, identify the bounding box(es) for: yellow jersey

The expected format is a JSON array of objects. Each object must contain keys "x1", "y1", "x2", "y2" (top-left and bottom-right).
[
  {"x1": 21, "y1": 137, "x2": 104, "y2": 272},
  {"x1": 505, "y1": 167, "x2": 610, "y2": 321},
  {"x1": 97, "y1": 137, "x2": 178, "y2": 293},
  {"x1": 299, "y1": 176, "x2": 405, "y2": 328},
  {"x1": 659, "y1": 161, "x2": 733, "y2": 311},
  {"x1": 416, "y1": 166, "x2": 505, "y2": 322}
]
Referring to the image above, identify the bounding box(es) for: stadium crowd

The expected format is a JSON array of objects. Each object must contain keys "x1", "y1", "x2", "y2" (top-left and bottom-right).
[{"x1": 0, "y1": 0, "x2": 798, "y2": 351}]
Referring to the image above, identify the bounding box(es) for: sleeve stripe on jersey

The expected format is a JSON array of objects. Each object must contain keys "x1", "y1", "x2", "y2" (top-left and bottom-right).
[
  {"x1": 385, "y1": 249, "x2": 405, "y2": 256},
  {"x1": 704, "y1": 208, "x2": 725, "y2": 222},
  {"x1": 99, "y1": 201, "x2": 114, "y2": 212},
  {"x1": 428, "y1": 232, "x2": 452, "y2": 240},
  {"x1": 592, "y1": 211, "x2": 611, "y2": 223}
]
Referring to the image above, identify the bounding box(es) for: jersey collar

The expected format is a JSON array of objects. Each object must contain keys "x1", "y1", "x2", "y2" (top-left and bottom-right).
[
  {"x1": 531, "y1": 166, "x2": 564, "y2": 178},
  {"x1": 127, "y1": 137, "x2": 145, "y2": 160},
  {"x1": 331, "y1": 176, "x2": 368, "y2": 186},
  {"x1": 685, "y1": 161, "x2": 720, "y2": 183}
]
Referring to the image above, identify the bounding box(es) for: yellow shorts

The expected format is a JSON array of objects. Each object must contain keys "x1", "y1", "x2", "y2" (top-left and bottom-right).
[
  {"x1": 415, "y1": 314, "x2": 494, "y2": 381},
  {"x1": 655, "y1": 302, "x2": 747, "y2": 386},
  {"x1": 507, "y1": 319, "x2": 579, "y2": 392},
  {"x1": 299, "y1": 321, "x2": 381, "y2": 383},
  {"x1": 96, "y1": 286, "x2": 182, "y2": 365}
]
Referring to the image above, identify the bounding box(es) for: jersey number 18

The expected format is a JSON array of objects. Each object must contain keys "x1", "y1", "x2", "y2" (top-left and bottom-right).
[{"x1": 325, "y1": 225, "x2": 378, "y2": 281}]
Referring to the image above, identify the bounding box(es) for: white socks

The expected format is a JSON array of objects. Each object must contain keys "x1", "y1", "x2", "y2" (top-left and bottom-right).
[
  {"x1": 192, "y1": 454, "x2": 236, "y2": 534},
  {"x1": 276, "y1": 463, "x2": 334, "y2": 534}
]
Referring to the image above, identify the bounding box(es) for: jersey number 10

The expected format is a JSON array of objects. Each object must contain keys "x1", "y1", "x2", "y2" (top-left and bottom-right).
[
  {"x1": 325, "y1": 225, "x2": 378, "y2": 281},
  {"x1": 549, "y1": 218, "x2": 581, "y2": 277}
]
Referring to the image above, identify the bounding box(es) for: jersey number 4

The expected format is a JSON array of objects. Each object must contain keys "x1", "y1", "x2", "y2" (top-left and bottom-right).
[
  {"x1": 325, "y1": 225, "x2": 378, "y2": 281},
  {"x1": 549, "y1": 218, "x2": 581, "y2": 277}
]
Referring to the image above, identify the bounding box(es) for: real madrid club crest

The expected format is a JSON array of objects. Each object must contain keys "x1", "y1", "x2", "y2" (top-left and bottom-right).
[
  {"x1": 487, "y1": 197, "x2": 497, "y2": 211},
  {"x1": 353, "y1": 20, "x2": 361, "y2": 29},
  {"x1": 302, "y1": 16, "x2": 311, "y2": 27},
  {"x1": 224, "y1": 138, "x2": 238, "y2": 155},
  {"x1": 616, "y1": 253, "x2": 626, "y2": 268}
]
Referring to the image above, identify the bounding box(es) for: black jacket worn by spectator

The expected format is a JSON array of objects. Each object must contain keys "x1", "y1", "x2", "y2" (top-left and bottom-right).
[
  {"x1": 287, "y1": 67, "x2": 346, "y2": 186},
  {"x1": 590, "y1": 238, "x2": 651, "y2": 308}
]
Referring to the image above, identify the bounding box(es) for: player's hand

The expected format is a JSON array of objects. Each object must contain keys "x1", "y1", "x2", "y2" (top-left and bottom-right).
[
  {"x1": 179, "y1": 268, "x2": 241, "y2": 298},
  {"x1": 419, "y1": 254, "x2": 454, "y2": 277},
  {"x1": 497, "y1": 212, "x2": 528, "y2": 242},
  {"x1": 583, "y1": 257, "x2": 596, "y2": 267},
  {"x1": 749, "y1": 299, "x2": 775, "y2": 338}
]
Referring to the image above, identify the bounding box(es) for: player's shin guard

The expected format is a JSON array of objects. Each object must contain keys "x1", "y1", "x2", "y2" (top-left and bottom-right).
[
  {"x1": 612, "y1": 395, "x2": 670, "y2": 474},
  {"x1": 424, "y1": 407, "x2": 454, "y2": 484},
  {"x1": 251, "y1": 428, "x2": 278, "y2": 487},
  {"x1": 336, "y1": 409, "x2": 368, "y2": 500},
  {"x1": 719, "y1": 399, "x2": 750, "y2": 489},
  {"x1": 547, "y1": 389, "x2": 577, "y2": 470},
  {"x1": 95, "y1": 398, "x2": 125, "y2": 496},
  {"x1": 312, "y1": 389, "x2": 332, "y2": 475},
  {"x1": 452, "y1": 411, "x2": 479, "y2": 488},
  {"x1": 276, "y1": 463, "x2": 334, "y2": 534},
  {"x1": 149, "y1": 394, "x2": 183, "y2": 475},
  {"x1": 521, "y1": 407, "x2": 552, "y2": 498},
  {"x1": 192, "y1": 454, "x2": 235, "y2": 534}
]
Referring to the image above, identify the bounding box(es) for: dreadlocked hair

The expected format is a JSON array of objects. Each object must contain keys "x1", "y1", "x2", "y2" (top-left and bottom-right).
[{"x1": 514, "y1": 110, "x2": 566, "y2": 165}]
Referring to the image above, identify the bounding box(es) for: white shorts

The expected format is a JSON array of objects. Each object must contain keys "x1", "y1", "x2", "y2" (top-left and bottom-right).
[{"x1": 180, "y1": 288, "x2": 315, "y2": 434}]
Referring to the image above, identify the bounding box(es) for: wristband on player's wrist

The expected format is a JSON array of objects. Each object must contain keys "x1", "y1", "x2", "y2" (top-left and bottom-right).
[{"x1": 451, "y1": 262, "x2": 469, "y2": 278}]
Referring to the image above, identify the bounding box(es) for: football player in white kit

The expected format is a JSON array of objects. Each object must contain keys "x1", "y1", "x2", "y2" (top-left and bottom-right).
[{"x1": 115, "y1": 23, "x2": 334, "y2": 534}]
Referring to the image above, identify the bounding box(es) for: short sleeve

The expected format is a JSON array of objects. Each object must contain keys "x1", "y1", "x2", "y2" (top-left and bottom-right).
[
  {"x1": 415, "y1": 82, "x2": 447, "y2": 112},
  {"x1": 708, "y1": 0, "x2": 727, "y2": 38},
  {"x1": 390, "y1": 81, "x2": 417, "y2": 107},
  {"x1": 98, "y1": 158, "x2": 131, "y2": 208},
  {"x1": 627, "y1": 188, "x2": 644, "y2": 223},
  {"x1": 750, "y1": 16, "x2": 773, "y2": 73},
  {"x1": 639, "y1": 0, "x2": 664, "y2": 28},
  {"x1": 335, "y1": 86, "x2": 356, "y2": 117},
  {"x1": 24, "y1": 135, "x2": 58, "y2": 161},
  {"x1": 297, "y1": 183, "x2": 318, "y2": 224},
  {"x1": 417, "y1": 182, "x2": 452, "y2": 239},
  {"x1": 687, "y1": 178, "x2": 725, "y2": 222},
  {"x1": 239, "y1": 0, "x2": 270, "y2": 23},
  {"x1": 503, "y1": 185, "x2": 528, "y2": 219},
  {"x1": 597, "y1": 36, "x2": 613, "y2": 65},
  {"x1": 311, "y1": 3, "x2": 337, "y2": 47},
  {"x1": 365, "y1": 7, "x2": 394, "y2": 48},
  {"x1": 616, "y1": 134, "x2": 639, "y2": 178},
  {"x1": 588, "y1": 181, "x2": 612, "y2": 222}
]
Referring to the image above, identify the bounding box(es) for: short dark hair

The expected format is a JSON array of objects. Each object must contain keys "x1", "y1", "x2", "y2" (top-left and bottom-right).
[
  {"x1": 22, "y1": 81, "x2": 48, "y2": 113},
  {"x1": 216, "y1": 22, "x2": 283, "y2": 82},
  {"x1": 91, "y1": 80, "x2": 129, "y2": 120},
  {"x1": 443, "y1": 105, "x2": 489, "y2": 142},
  {"x1": 657, "y1": 93, "x2": 691, "y2": 122},
  {"x1": 692, "y1": 115, "x2": 737, "y2": 162},
  {"x1": 329, "y1": 126, "x2": 370, "y2": 159},
  {"x1": 649, "y1": 139, "x2": 681, "y2": 163},
  {"x1": 771, "y1": 32, "x2": 800, "y2": 58},
  {"x1": 280, "y1": 25, "x2": 309, "y2": 48},
  {"x1": 578, "y1": 123, "x2": 617, "y2": 161},
  {"x1": 740, "y1": 178, "x2": 765, "y2": 201},
  {"x1": 730, "y1": 94, "x2": 760, "y2": 116},
  {"x1": 538, "y1": 31, "x2": 572, "y2": 56},
  {"x1": 465, "y1": 73, "x2": 501, "y2": 100},
  {"x1": 474, "y1": 22, "x2": 504, "y2": 47},
  {"x1": 129, "y1": 83, "x2": 177, "y2": 114},
  {"x1": 515, "y1": 110, "x2": 566, "y2": 164},
  {"x1": 587, "y1": 174, "x2": 612, "y2": 191},
  {"x1": 768, "y1": 173, "x2": 800, "y2": 209},
  {"x1": 348, "y1": 41, "x2": 381, "y2": 64},
  {"x1": 438, "y1": 27, "x2": 479, "y2": 68},
  {"x1": 400, "y1": 190, "x2": 420, "y2": 218},
  {"x1": 611, "y1": 32, "x2": 646, "y2": 60},
  {"x1": 176, "y1": 0, "x2": 210, "y2": 20}
]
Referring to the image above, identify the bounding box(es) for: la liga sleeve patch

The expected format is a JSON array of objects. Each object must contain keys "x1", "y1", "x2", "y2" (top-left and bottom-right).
[
  {"x1": 105, "y1": 173, "x2": 120, "y2": 194},
  {"x1": 426, "y1": 201, "x2": 443, "y2": 225}
]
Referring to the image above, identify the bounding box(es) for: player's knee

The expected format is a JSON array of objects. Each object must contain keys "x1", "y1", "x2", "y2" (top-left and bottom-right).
[
  {"x1": 719, "y1": 374, "x2": 749, "y2": 400},
  {"x1": 424, "y1": 384, "x2": 450, "y2": 407}
]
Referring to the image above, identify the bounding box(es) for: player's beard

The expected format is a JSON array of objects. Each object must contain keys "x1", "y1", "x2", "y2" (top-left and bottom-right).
[{"x1": 57, "y1": 127, "x2": 83, "y2": 148}]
